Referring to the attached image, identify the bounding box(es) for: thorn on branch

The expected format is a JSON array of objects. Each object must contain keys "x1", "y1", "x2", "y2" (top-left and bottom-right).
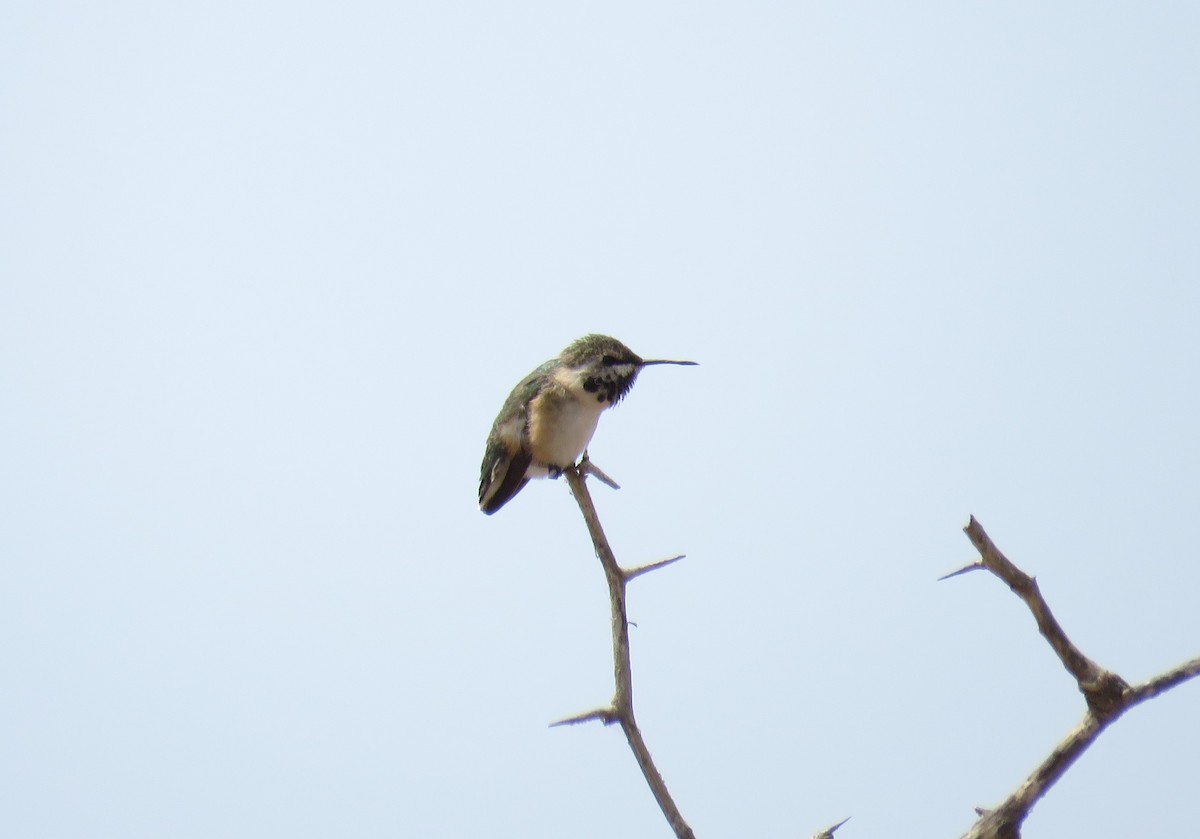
[
  {"x1": 811, "y1": 815, "x2": 851, "y2": 839},
  {"x1": 625, "y1": 554, "x2": 686, "y2": 581},
  {"x1": 549, "y1": 707, "x2": 620, "y2": 728},
  {"x1": 939, "y1": 561, "x2": 985, "y2": 581},
  {"x1": 578, "y1": 453, "x2": 621, "y2": 490}
]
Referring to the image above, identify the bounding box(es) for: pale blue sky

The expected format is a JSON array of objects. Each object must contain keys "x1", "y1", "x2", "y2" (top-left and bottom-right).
[{"x1": 3, "y1": 3, "x2": 1198, "y2": 837}]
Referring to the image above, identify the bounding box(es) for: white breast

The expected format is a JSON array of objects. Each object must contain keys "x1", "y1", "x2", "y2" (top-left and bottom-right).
[
  {"x1": 542, "y1": 397, "x2": 603, "y2": 466},
  {"x1": 526, "y1": 367, "x2": 608, "y2": 475}
]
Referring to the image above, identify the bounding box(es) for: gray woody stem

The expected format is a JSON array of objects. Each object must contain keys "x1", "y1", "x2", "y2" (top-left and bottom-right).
[
  {"x1": 952, "y1": 516, "x2": 1200, "y2": 839},
  {"x1": 551, "y1": 466, "x2": 695, "y2": 839}
]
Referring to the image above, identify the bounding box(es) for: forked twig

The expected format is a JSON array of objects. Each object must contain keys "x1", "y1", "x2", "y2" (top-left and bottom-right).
[{"x1": 951, "y1": 516, "x2": 1200, "y2": 839}]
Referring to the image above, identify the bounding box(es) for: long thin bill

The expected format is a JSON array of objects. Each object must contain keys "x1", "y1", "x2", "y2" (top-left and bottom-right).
[{"x1": 641, "y1": 359, "x2": 698, "y2": 366}]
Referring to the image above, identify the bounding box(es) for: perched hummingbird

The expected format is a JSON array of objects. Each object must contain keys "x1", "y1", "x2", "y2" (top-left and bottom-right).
[{"x1": 478, "y1": 334, "x2": 696, "y2": 515}]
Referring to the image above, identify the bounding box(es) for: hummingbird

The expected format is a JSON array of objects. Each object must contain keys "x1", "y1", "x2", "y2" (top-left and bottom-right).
[{"x1": 478, "y1": 334, "x2": 696, "y2": 515}]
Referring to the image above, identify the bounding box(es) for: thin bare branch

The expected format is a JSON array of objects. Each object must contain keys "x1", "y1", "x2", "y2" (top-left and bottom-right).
[
  {"x1": 961, "y1": 516, "x2": 1128, "y2": 709},
  {"x1": 558, "y1": 466, "x2": 695, "y2": 839},
  {"x1": 956, "y1": 517, "x2": 1200, "y2": 839},
  {"x1": 1128, "y1": 655, "x2": 1200, "y2": 706}
]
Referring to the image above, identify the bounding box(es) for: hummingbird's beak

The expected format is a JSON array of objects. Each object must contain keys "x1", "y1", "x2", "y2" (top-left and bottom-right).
[{"x1": 639, "y1": 359, "x2": 698, "y2": 367}]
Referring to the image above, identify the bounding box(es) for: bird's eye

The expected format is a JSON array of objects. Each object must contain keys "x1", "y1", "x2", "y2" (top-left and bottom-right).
[{"x1": 602, "y1": 355, "x2": 618, "y2": 365}]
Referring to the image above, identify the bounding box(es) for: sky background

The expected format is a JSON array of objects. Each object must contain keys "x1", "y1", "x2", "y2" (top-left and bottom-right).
[{"x1": 3, "y1": 2, "x2": 1198, "y2": 838}]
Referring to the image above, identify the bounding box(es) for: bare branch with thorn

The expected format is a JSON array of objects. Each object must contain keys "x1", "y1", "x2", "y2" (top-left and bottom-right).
[
  {"x1": 951, "y1": 516, "x2": 1200, "y2": 839},
  {"x1": 539, "y1": 489, "x2": 1196, "y2": 839},
  {"x1": 555, "y1": 465, "x2": 695, "y2": 839}
]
